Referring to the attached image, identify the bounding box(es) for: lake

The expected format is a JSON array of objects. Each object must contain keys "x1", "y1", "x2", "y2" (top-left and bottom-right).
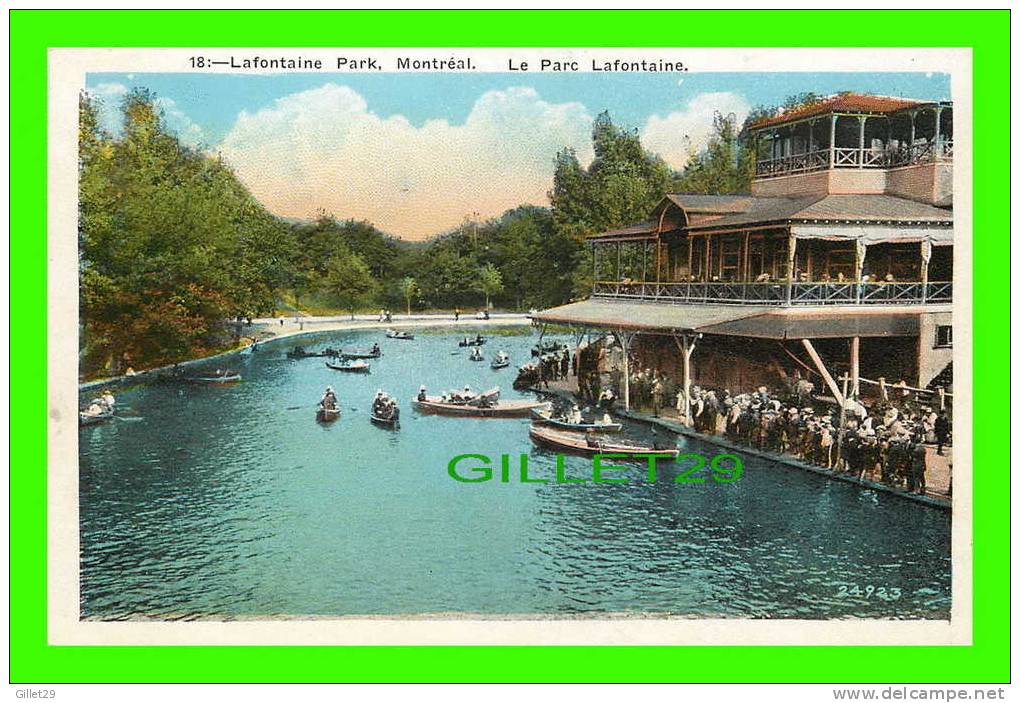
[{"x1": 79, "y1": 326, "x2": 951, "y2": 619}]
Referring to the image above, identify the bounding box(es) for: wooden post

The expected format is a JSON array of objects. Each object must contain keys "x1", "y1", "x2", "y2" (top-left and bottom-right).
[
  {"x1": 878, "y1": 376, "x2": 888, "y2": 402},
  {"x1": 802, "y1": 338, "x2": 844, "y2": 406},
  {"x1": 592, "y1": 243, "x2": 598, "y2": 282},
  {"x1": 938, "y1": 386, "x2": 946, "y2": 411},
  {"x1": 743, "y1": 232, "x2": 751, "y2": 283},
  {"x1": 616, "y1": 242, "x2": 622, "y2": 280},
  {"x1": 619, "y1": 330, "x2": 631, "y2": 411},
  {"x1": 850, "y1": 336, "x2": 860, "y2": 398},
  {"x1": 785, "y1": 231, "x2": 797, "y2": 304},
  {"x1": 933, "y1": 106, "x2": 943, "y2": 161},
  {"x1": 829, "y1": 113, "x2": 837, "y2": 168},
  {"x1": 857, "y1": 115, "x2": 867, "y2": 167},
  {"x1": 835, "y1": 373, "x2": 850, "y2": 470},
  {"x1": 704, "y1": 235, "x2": 712, "y2": 281},
  {"x1": 673, "y1": 333, "x2": 698, "y2": 427},
  {"x1": 686, "y1": 236, "x2": 694, "y2": 281}
]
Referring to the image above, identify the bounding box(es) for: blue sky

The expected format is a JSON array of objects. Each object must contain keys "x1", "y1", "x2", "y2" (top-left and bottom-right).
[{"x1": 86, "y1": 71, "x2": 951, "y2": 239}]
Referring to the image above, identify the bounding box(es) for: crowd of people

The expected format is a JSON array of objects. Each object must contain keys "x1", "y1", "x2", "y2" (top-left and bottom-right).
[
  {"x1": 372, "y1": 390, "x2": 400, "y2": 421},
  {"x1": 513, "y1": 347, "x2": 571, "y2": 390},
  {"x1": 661, "y1": 381, "x2": 951, "y2": 495}
]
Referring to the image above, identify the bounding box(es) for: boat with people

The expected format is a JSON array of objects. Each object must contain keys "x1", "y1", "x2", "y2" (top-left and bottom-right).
[
  {"x1": 531, "y1": 407, "x2": 622, "y2": 432},
  {"x1": 490, "y1": 352, "x2": 510, "y2": 370},
  {"x1": 79, "y1": 407, "x2": 114, "y2": 426},
  {"x1": 469, "y1": 348, "x2": 485, "y2": 362},
  {"x1": 325, "y1": 359, "x2": 371, "y2": 373},
  {"x1": 528, "y1": 425, "x2": 679, "y2": 458},
  {"x1": 458, "y1": 334, "x2": 486, "y2": 347},
  {"x1": 182, "y1": 369, "x2": 242, "y2": 385},
  {"x1": 287, "y1": 345, "x2": 339, "y2": 359},
  {"x1": 385, "y1": 329, "x2": 414, "y2": 340},
  {"x1": 531, "y1": 341, "x2": 567, "y2": 357},
  {"x1": 316, "y1": 385, "x2": 341, "y2": 422},
  {"x1": 339, "y1": 343, "x2": 382, "y2": 359},
  {"x1": 412, "y1": 385, "x2": 550, "y2": 418},
  {"x1": 370, "y1": 390, "x2": 400, "y2": 428}
]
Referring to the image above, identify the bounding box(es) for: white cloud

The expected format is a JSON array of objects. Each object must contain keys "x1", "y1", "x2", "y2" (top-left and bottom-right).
[
  {"x1": 218, "y1": 83, "x2": 594, "y2": 239},
  {"x1": 86, "y1": 82, "x2": 206, "y2": 148},
  {"x1": 640, "y1": 91, "x2": 751, "y2": 170}
]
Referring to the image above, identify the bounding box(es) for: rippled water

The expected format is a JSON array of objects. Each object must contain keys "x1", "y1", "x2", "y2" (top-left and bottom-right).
[{"x1": 80, "y1": 327, "x2": 951, "y2": 619}]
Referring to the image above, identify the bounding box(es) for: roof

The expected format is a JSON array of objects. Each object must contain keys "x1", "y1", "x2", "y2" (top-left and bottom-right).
[
  {"x1": 697, "y1": 307, "x2": 941, "y2": 339},
  {"x1": 662, "y1": 193, "x2": 756, "y2": 214},
  {"x1": 588, "y1": 221, "x2": 659, "y2": 243},
  {"x1": 531, "y1": 299, "x2": 770, "y2": 333},
  {"x1": 682, "y1": 194, "x2": 952, "y2": 232},
  {"x1": 533, "y1": 300, "x2": 948, "y2": 339},
  {"x1": 588, "y1": 193, "x2": 952, "y2": 241},
  {"x1": 750, "y1": 94, "x2": 935, "y2": 130}
]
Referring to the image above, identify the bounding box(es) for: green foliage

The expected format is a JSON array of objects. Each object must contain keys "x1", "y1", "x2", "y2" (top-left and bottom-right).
[
  {"x1": 477, "y1": 263, "x2": 503, "y2": 308},
  {"x1": 673, "y1": 112, "x2": 748, "y2": 194},
  {"x1": 78, "y1": 88, "x2": 293, "y2": 374},
  {"x1": 399, "y1": 276, "x2": 420, "y2": 315},
  {"x1": 319, "y1": 243, "x2": 378, "y2": 319}
]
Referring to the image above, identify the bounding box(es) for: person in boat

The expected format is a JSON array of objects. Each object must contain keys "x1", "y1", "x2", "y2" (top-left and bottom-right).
[
  {"x1": 470, "y1": 347, "x2": 483, "y2": 361},
  {"x1": 294, "y1": 345, "x2": 306, "y2": 355},
  {"x1": 83, "y1": 399, "x2": 107, "y2": 417},
  {"x1": 417, "y1": 385, "x2": 428, "y2": 402},
  {"x1": 585, "y1": 430, "x2": 601, "y2": 449},
  {"x1": 475, "y1": 333, "x2": 484, "y2": 344},
  {"x1": 372, "y1": 390, "x2": 386, "y2": 414},
  {"x1": 600, "y1": 412, "x2": 613, "y2": 426},
  {"x1": 371, "y1": 342, "x2": 381, "y2": 355},
  {"x1": 100, "y1": 390, "x2": 116, "y2": 412},
  {"x1": 319, "y1": 386, "x2": 338, "y2": 410},
  {"x1": 569, "y1": 404, "x2": 583, "y2": 425}
]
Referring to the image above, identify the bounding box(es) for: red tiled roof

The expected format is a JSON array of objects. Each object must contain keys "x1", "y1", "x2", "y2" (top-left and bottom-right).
[{"x1": 750, "y1": 94, "x2": 932, "y2": 130}]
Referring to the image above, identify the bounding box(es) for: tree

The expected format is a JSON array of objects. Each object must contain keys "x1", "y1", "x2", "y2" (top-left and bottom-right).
[
  {"x1": 320, "y1": 245, "x2": 378, "y2": 319},
  {"x1": 399, "y1": 276, "x2": 419, "y2": 315},
  {"x1": 477, "y1": 264, "x2": 503, "y2": 309},
  {"x1": 78, "y1": 87, "x2": 293, "y2": 374}
]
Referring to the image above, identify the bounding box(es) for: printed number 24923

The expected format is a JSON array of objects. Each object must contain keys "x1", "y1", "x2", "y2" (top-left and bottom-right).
[{"x1": 837, "y1": 585, "x2": 902, "y2": 600}]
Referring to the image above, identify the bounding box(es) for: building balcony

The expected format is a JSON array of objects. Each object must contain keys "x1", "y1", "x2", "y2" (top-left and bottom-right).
[
  {"x1": 591, "y1": 280, "x2": 952, "y2": 307},
  {"x1": 755, "y1": 141, "x2": 953, "y2": 180}
]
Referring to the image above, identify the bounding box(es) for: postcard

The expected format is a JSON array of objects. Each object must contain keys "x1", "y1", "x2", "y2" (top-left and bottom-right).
[{"x1": 49, "y1": 46, "x2": 971, "y2": 647}]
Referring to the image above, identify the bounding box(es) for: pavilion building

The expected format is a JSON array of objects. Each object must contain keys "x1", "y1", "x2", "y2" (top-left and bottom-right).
[{"x1": 533, "y1": 93, "x2": 954, "y2": 414}]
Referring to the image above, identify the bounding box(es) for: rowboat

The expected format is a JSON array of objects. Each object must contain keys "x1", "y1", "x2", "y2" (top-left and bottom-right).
[
  {"x1": 530, "y1": 407, "x2": 623, "y2": 432},
  {"x1": 370, "y1": 410, "x2": 400, "y2": 428},
  {"x1": 325, "y1": 360, "x2": 370, "y2": 373},
  {"x1": 458, "y1": 337, "x2": 486, "y2": 347},
  {"x1": 531, "y1": 342, "x2": 567, "y2": 357},
  {"x1": 286, "y1": 348, "x2": 336, "y2": 359},
  {"x1": 528, "y1": 425, "x2": 679, "y2": 458},
  {"x1": 182, "y1": 372, "x2": 242, "y2": 385},
  {"x1": 429, "y1": 386, "x2": 500, "y2": 406},
  {"x1": 386, "y1": 330, "x2": 414, "y2": 340},
  {"x1": 79, "y1": 409, "x2": 114, "y2": 427},
  {"x1": 490, "y1": 359, "x2": 510, "y2": 369},
  {"x1": 339, "y1": 348, "x2": 381, "y2": 359},
  {"x1": 469, "y1": 353, "x2": 486, "y2": 362},
  {"x1": 413, "y1": 396, "x2": 550, "y2": 418},
  {"x1": 316, "y1": 407, "x2": 341, "y2": 423}
]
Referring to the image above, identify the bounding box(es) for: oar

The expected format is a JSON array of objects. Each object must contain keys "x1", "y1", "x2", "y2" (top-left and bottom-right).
[{"x1": 113, "y1": 415, "x2": 144, "y2": 423}]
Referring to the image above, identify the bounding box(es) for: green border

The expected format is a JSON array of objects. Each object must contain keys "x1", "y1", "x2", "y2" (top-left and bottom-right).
[{"x1": 10, "y1": 9, "x2": 1010, "y2": 683}]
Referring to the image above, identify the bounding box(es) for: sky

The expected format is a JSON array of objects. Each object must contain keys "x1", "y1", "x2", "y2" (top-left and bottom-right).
[{"x1": 86, "y1": 71, "x2": 951, "y2": 240}]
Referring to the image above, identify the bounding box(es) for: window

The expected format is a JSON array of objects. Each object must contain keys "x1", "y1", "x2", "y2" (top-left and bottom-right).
[{"x1": 935, "y1": 325, "x2": 952, "y2": 348}]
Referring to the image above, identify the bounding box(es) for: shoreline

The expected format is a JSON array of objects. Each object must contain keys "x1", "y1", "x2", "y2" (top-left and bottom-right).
[{"x1": 79, "y1": 313, "x2": 532, "y2": 392}]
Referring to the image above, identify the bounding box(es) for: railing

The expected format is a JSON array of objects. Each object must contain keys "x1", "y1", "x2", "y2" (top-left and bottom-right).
[
  {"x1": 756, "y1": 141, "x2": 953, "y2": 178},
  {"x1": 592, "y1": 280, "x2": 952, "y2": 306}
]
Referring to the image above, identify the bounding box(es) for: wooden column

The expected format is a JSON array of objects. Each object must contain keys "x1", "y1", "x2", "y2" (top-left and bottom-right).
[
  {"x1": 933, "y1": 106, "x2": 943, "y2": 161},
  {"x1": 686, "y1": 236, "x2": 693, "y2": 281},
  {"x1": 850, "y1": 336, "x2": 860, "y2": 398},
  {"x1": 617, "y1": 242, "x2": 622, "y2": 280},
  {"x1": 673, "y1": 333, "x2": 698, "y2": 427},
  {"x1": 785, "y1": 231, "x2": 797, "y2": 304},
  {"x1": 619, "y1": 330, "x2": 632, "y2": 411},
  {"x1": 857, "y1": 115, "x2": 867, "y2": 168},
  {"x1": 743, "y1": 232, "x2": 751, "y2": 282},
  {"x1": 921, "y1": 240, "x2": 931, "y2": 303},
  {"x1": 592, "y1": 244, "x2": 598, "y2": 281},
  {"x1": 704, "y1": 235, "x2": 712, "y2": 281},
  {"x1": 802, "y1": 338, "x2": 844, "y2": 406},
  {"x1": 829, "y1": 113, "x2": 837, "y2": 168}
]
